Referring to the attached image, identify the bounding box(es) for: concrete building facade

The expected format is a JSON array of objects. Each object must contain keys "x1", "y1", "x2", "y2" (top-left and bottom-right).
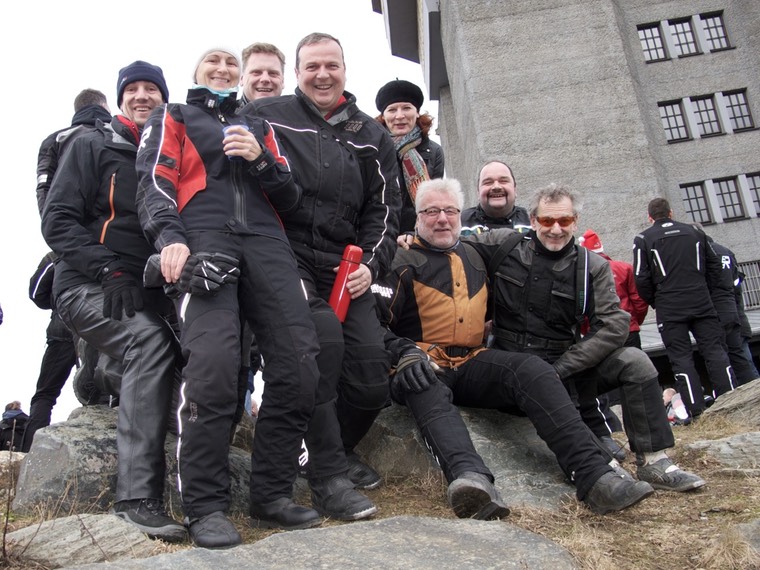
[{"x1": 372, "y1": 0, "x2": 760, "y2": 270}]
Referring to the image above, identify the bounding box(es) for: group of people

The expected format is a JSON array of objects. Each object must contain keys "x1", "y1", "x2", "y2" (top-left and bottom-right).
[{"x1": 25, "y1": 30, "x2": 743, "y2": 551}]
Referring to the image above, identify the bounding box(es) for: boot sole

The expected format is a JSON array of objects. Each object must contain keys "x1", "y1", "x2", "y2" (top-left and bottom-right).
[
  {"x1": 645, "y1": 478, "x2": 706, "y2": 492},
  {"x1": 449, "y1": 485, "x2": 508, "y2": 519},
  {"x1": 249, "y1": 516, "x2": 323, "y2": 530},
  {"x1": 352, "y1": 477, "x2": 383, "y2": 490},
  {"x1": 112, "y1": 511, "x2": 187, "y2": 543},
  {"x1": 587, "y1": 483, "x2": 655, "y2": 515},
  {"x1": 314, "y1": 504, "x2": 378, "y2": 521}
]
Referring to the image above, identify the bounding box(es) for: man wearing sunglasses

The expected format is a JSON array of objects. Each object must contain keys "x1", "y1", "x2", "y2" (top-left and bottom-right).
[
  {"x1": 378, "y1": 178, "x2": 656, "y2": 516},
  {"x1": 464, "y1": 184, "x2": 707, "y2": 493}
]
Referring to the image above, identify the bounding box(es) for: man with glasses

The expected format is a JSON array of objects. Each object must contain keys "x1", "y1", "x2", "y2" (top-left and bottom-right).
[
  {"x1": 379, "y1": 178, "x2": 657, "y2": 516},
  {"x1": 463, "y1": 184, "x2": 707, "y2": 493}
]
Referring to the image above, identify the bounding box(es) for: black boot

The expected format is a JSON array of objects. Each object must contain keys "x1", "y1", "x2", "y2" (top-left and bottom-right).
[
  {"x1": 447, "y1": 472, "x2": 510, "y2": 520},
  {"x1": 249, "y1": 497, "x2": 322, "y2": 530},
  {"x1": 310, "y1": 474, "x2": 378, "y2": 521}
]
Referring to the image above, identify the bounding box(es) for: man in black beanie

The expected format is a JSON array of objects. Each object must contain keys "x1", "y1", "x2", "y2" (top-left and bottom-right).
[{"x1": 42, "y1": 61, "x2": 185, "y2": 543}]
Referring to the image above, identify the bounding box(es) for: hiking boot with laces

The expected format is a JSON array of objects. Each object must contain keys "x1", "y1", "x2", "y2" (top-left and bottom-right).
[
  {"x1": 447, "y1": 471, "x2": 510, "y2": 520},
  {"x1": 111, "y1": 498, "x2": 186, "y2": 542},
  {"x1": 346, "y1": 452, "x2": 382, "y2": 490},
  {"x1": 310, "y1": 474, "x2": 378, "y2": 521},
  {"x1": 583, "y1": 471, "x2": 655, "y2": 515},
  {"x1": 636, "y1": 456, "x2": 706, "y2": 492}
]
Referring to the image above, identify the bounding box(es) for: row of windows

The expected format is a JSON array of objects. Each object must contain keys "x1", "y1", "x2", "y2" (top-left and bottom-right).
[
  {"x1": 681, "y1": 173, "x2": 760, "y2": 224},
  {"x1": 659, "y1": 89, "x2": 754, "y2": 142},
  {"x1": 638, "y1": 12, "x2": 730, "y2": 62}
]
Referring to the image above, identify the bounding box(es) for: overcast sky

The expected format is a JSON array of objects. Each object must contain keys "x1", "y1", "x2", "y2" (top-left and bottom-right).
[{"x1": 0, "y1": 0, "x2": 438, "y2": 422}]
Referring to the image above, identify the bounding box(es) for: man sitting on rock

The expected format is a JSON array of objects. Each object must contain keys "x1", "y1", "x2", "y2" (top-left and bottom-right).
[{"x1": 376, "y1": 177, "x2": 655, "y2": 517}]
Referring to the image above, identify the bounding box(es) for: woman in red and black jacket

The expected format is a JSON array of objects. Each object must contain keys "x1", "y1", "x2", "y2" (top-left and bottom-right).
[{"x1": 136, "y1": 48, "x2": 321, "y2": 547}]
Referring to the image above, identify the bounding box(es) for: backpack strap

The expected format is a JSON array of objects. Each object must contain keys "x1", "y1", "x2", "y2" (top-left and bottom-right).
[{"x1": 575, "y1": 245, "x2": 590, "y2": 341}]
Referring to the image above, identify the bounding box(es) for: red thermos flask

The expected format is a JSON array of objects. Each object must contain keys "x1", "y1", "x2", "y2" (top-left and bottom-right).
[{"x1": 329, "y1": 244, "x2": 364, "y2": 322}]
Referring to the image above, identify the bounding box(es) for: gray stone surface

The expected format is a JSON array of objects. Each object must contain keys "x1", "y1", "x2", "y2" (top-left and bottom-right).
[
  {"x1": 357, "y1": 403, "x2": 575, "y2": 510},
  {"x1": 737, "y1": 519, "x2": 760, "y2": 553},
  {"x1": 66, "y1": 516, "x2": 577, "y2": 570},
  {"x1": 703, "y1": 380, "x2": 760, "y2": 428},
  {"x1": 13, "y1": 405, "x2": 252, "y2": 516},
  {"x1": 8, "y1": 514, "x2": 160, "y2": 567},
  {"x1": 687, "y1": 431, "x2": 760, "y2": 476}
]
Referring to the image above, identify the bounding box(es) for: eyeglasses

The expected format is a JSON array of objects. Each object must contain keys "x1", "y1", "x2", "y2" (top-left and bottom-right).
[
  {"x1": 418, "y1": 207, "x2": 461, "y2": 218},
  {"x1": 535, "y1": 215, "x2": 577, "y2": 228}
]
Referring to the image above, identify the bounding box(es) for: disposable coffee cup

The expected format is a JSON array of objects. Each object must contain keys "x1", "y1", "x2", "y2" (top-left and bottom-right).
[{"x1": 222, "y1": 124, "x2": 247, "y2": 161}]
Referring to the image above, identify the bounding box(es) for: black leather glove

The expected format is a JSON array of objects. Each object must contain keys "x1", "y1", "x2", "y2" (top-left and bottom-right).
[
  {"x1": 143, "y1": 254, "x2": 181, "y2": 299},
  {"x1": 177, "y1": 252, "x2": 240, "y2": 296},
  {"x1": 392, "y1": 348, "x2": 439, "y2": 394},
  {"x1": 102, "y1": 269, "x2": 143, "y2": 320}
]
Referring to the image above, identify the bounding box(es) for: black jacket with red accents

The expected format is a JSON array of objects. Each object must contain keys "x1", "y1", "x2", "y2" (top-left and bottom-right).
[{"x1": 136, "y1": 88, "x2": 298, "y2": 254}]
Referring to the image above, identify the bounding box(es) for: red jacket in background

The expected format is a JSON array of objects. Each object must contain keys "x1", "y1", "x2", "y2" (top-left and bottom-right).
[{"x1": 600, "y1": 252, "x2": 648, "y2": 333}]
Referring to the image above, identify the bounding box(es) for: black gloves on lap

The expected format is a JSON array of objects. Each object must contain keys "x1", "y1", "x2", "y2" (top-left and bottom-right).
[
  {"x1": 102, "y1": 269, "x2": 143, "y2": 320},
  {"x1": 392, "y1": 348, "x2": 439, "y2": 394},
  {"x1": 177, "y1": 252, "x2": 240, "y2": 296}
]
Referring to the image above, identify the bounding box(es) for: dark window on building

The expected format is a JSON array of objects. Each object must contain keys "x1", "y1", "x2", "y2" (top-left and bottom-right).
[
  {"x1": 701, "y1": 12, "x2": 730, "y2": 51},
  {"x1": 723, "y1": 90, "x2": 754, "y2": 131},
  {"x1": 669, "y1": 18, "x2": 700, "y2": 56},
  {"x1": 659, "y1": 101, "x2": 690, "y2": 141},
  {"x1": 714, "y1": 177, "x2": 745, "y2": 220},
  {"x1": 692, "y1": 96, "x2": 722, "y2": 136},
  {"x1": 747, "y1": 173, "x2": 760, "y2": 216},
  {"x1": 638, "y1": 23, "x2": 668, "y2": 62},
  {"x1": 681, "y1": 183, "x2": 712, "y2": 223}
]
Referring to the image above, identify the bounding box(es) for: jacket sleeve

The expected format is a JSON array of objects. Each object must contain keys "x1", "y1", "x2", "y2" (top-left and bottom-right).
[
  {"x1": 552, "y1": 256, "x2": 630, "y2": 379},
  {"x1": 35, "y1": 132, "x2": 59, "y2": 218},
  {"x1": 244, "y1": 118, "x2": 302, "y2": 216},
  {"x1": 375, "y1": 268, "x2": 417, "y2": 363},
  {"x1": 623, "y1": 263, "x2": 649, "y2": 325},
  {"x1": 632, "y1": 233, "x2": 656, "y2": 308},
  {"x1": 135, "y1": 105, "x2": 188, "y2": 253},
  {"x1": 358, "y1": 129, "x2": 402, "y2": 280},
  {"x1": 41, "y1": 136, "x2": 122, "y2": 281}
]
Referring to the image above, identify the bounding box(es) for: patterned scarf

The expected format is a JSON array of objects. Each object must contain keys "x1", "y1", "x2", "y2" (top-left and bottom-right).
[{"x1": 393, "y1": 125, "x2": 430, "y2": 202}]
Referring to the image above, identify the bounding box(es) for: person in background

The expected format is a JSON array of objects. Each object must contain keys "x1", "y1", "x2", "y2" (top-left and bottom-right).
[
  {"x1": 381, "y1": 178, "x2": 655, "y2": 516},
  {"x1": 234, "y1": 41, "x2": 288, "y2": 427},
  {"x1": 459, "y1": 161, "x2": 622, "y2": 463},
  {"x1": 137, "y1": 47, "x2": 321, "y2": 546},
  {"x1": 240, "y1": 42, "x2": 286, "y2": 103},
  {"x1": 460, "y1": 160, "x2": 531, "y2": 233},
  {"x1": 25, "y1": 89, "x2": 113, "y2": 452},
  {"x1": 700, "y1": 230, "x2": 759, "y2": 386},
  {"x1": 41, "y1": 61, "x2": 185, "y2": 543},
  {"x1": 465, "y1": 185, "x2": 707, "y2": 493},
  {"x1": 375, "y1": 79, "x2": 444, "y2": 234},
  {"x1": 0, "y1": 401, "x2": 29, "y2": 451},
  {"x1": 633, "y1": 198, "x2": 736, "y2": 421},
  {"x1": 0, "y1": 302, "x2": 3, "y2": 325},
  {"x1": 251, "y1": 32, "x2": 401, "y2": 521}
]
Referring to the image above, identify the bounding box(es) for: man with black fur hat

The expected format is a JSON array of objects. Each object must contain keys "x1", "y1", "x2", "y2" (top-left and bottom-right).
[{"x1": 42, "y1": 61, "x2": 185, "y2": 543}]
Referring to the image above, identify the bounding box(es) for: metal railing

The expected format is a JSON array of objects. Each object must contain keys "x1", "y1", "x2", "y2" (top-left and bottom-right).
[{"x1": 739, "y1": 260, "x2": 760, "y2": 310}]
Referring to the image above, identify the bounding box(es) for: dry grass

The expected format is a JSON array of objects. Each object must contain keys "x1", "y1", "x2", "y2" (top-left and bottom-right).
[{"x1": 2, "y1": 414, "x2": 760, "y2": 569}]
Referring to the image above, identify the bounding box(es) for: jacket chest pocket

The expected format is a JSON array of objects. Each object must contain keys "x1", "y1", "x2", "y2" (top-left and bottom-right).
[
  {"x1": 547, "y1": 287, "x2": 577, "y2": 329},
  {"x1": 493, "y1": 272, "x2": 525, "y2": 317}
]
